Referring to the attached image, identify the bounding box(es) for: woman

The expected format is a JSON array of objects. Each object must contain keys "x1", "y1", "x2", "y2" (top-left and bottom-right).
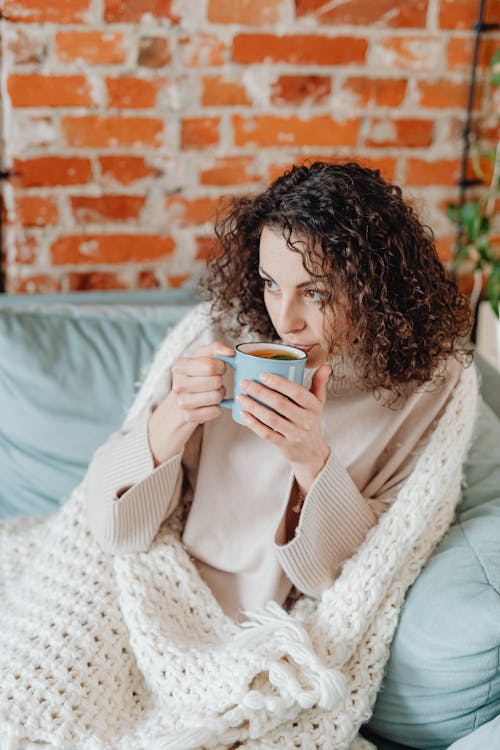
[
  {"x1": 0, "y1": 162, "x2": 478, "y2": 750},
  {"x1": 85, "y1": 161, "x2": 472, "y2": 622}
]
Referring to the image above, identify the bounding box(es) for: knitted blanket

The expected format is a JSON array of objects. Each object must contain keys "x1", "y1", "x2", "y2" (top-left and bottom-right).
[{"x1": 0, "y1": 304, "x2": 478, "y2": 750}]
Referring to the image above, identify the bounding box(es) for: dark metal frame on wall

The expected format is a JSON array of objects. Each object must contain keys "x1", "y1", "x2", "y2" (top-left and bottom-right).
[{"x1": 457, "y1": 0, "x2": 500, "y2": 241}]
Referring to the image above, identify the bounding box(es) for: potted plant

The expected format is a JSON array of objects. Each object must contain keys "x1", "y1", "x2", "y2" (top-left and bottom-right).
[{"x1": 447, "y1": 49, "x2": 500, "y2": 320}]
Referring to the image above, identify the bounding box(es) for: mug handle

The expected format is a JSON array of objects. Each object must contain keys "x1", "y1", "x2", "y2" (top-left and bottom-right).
[{"x1": 213, "y1": 354, "x2": 235, "y2": 409}]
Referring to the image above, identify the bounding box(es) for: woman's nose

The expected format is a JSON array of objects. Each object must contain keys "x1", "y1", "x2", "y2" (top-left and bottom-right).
[{"x1": 278, "y1": 298, "x2": 305, "y2": 334}]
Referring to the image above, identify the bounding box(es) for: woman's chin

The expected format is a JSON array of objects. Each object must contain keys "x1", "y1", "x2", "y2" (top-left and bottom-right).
[{"x1": 305, "y1": 348, "x2": 328, "y2": 368}]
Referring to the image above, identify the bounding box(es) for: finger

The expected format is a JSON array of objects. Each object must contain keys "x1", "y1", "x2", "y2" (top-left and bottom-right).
[
  {"x1": 240, "y1": 410, "x2": 284, "y2": 445},
  {"x1": 173, "y1": 374, "x2": 223, "y2": 394},
  {"x1": 237, "y1": 393, "x2": 296, "y2": 438},
  {"x1": 310, "y1": 364, "x2": 332, "y2": 405},
  {"x1": 174, "y1": 356, "x2": 227, "y2": 377},
  {"x1": 239, "y1": 380, "x2": 303, "y2": 423},
  {"x1": 255, "y1": 372, "x2": 316, "y2": 409},
  {"x1": 177, "y1": 387, "x2": 225, "y2": 410},
  {"x1": 196, "y1": 341, "x2": 235, "y2": 357}
]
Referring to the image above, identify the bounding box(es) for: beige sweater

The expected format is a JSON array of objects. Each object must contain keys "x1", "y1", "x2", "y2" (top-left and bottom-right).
[{"x1": 85, "y1": 321, "x2": 461, "y2": 620}]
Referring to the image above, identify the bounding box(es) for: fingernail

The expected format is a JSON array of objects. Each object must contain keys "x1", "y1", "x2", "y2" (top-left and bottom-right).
[
  {"x1": 240, "y1": 379, "x2": 249, "y2": 388},
  {"x1": 260, "y1": 373, "x2": 271, "y2": 383}
]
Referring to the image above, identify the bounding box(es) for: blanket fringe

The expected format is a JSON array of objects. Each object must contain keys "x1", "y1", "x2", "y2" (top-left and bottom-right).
[
  {"x1": 239, "y1": 602, "x2": 347, "y2": 711},
  {"x1": 152, "y1": 726, "x2": 226, "y2": 750}
]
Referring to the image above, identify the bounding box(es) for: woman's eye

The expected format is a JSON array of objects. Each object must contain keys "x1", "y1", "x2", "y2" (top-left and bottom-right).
[
  {"x1": 261, "y1": 278, "x2": 279, "y2": 292},
  {"x1": 304, "y1": 289, "x2": 324, "y2": 304}
]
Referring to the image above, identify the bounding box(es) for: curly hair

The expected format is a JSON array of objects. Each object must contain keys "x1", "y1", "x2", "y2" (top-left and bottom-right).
[{"x1": 200, "y1": 161, "x2": 472, "y2": 398}]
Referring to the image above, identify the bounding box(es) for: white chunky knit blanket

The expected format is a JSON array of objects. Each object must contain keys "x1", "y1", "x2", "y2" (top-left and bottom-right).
[{"x1": 0, "y1": 304, "x2": 478, "y2": 750}]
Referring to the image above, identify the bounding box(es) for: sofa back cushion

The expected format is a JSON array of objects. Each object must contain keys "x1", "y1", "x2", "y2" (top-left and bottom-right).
[
  {"x1": 0, "y1": 292, "x2": 196, "y2": 518},
  {"x1": 369, "y1": 396, "x2": 500, "y2": 749}
]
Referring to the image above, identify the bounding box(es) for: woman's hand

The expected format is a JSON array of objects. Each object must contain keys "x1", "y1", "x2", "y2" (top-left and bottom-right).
[
  {"x1": 237, "y1": 364, "x2": 332, "y2": 493},
  {"x1": 148, "y1": 341, "x2": 233, "y2": 465}
]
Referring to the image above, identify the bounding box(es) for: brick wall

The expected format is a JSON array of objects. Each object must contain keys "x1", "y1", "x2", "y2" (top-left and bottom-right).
[{"x1": 1, "y1": 0, "x2": 499, "y2": 294}]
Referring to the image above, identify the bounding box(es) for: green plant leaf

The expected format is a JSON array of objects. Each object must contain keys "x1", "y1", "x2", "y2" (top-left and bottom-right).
[
  {"x1": 490, "y1": 49, "x2": 500, "y2": 87},
  {"x1": 476, "y1": 233, "x2": 493, "y2": 260},
  {"x1": 446, "y1": 203, "x2": 460, "y2": 224},
  {"x1": 461, "y1": 201, "x2": 482, "y2": 242},
  {"x1": 454, "y1": 245, "x2": 471, "y2": 263},
  {"x1": 479, "y1": 215, "x2": 491, "y2": 233}
]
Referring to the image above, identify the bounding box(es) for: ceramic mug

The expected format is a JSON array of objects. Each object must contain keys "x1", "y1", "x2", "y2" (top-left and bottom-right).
[{"x1": 213, "y1": 342, "x2": 307, "y2": 424}]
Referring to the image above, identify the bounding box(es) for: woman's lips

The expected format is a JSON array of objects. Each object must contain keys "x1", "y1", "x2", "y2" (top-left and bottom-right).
[{"x1": 286, "y1": 343, "x2": 315, "y2": 354}]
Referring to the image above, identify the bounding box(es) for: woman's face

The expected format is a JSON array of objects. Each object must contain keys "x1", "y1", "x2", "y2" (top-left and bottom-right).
[{"x1": 258, "y1": 226, "x2": 336, "y2": 369}]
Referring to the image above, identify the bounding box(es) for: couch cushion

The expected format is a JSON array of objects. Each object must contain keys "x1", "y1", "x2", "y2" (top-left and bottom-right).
[
  {"x1": 0, "y1": 293, "x2": 196, "y2": 518},
  {"x1": 369, "y1": 396, "x2": 500, "y2": 750}
]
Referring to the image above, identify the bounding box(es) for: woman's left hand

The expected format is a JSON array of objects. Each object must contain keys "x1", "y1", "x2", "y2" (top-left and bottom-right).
[{"x1": 237, "y1": 364, "x2": 332, "y2": 494}]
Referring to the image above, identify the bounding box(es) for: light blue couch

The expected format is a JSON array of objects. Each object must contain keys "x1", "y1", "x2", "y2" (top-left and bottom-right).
[{"x1": 1, "y1": 290, "x2": 499, "y2": 750}]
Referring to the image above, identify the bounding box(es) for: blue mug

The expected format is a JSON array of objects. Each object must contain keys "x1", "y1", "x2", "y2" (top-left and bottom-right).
[{"x1": 214, "y1": 342, "x2": 307, "y2": 424}]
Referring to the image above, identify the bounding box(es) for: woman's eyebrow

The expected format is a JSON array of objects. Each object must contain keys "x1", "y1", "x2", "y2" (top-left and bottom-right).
[{"x1": 258, "y1": 266, "x2": 314, "y2": 289}]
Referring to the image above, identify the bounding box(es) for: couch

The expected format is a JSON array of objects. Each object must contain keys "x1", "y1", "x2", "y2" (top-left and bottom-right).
[{"x1": 1, "y1": 290, "x2": 499, "y2": 750}]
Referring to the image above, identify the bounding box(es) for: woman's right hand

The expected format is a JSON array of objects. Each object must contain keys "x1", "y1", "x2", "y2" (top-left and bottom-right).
[{"x1": 147, "y1": 341, "x2": 234, "y2": 465}]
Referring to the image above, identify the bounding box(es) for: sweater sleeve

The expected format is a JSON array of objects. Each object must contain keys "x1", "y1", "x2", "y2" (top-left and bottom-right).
[
  {"x1": 85, "y1": 407, "x2": 184, "y2": 554},
  {"x1": 274, "y1": 453, "x2": 377, "y2": 597},
  {"x1": 274, "y1": 358, "x2": 463, "y2": 598}
]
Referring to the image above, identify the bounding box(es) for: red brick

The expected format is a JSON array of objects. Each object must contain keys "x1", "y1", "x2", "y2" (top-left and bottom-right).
[
  {"x1": 417, "y1": 79, "x2": 474, "y2": 109},
  {"x1": 181, "y1": 118, "x2": 220, "y2": 149},
  {"x1": 55, "y1": 31, "x2": 126, "y2": 64},
  {"x1": 71, "y1": 195, "x2": 146, "y2": 223},
  {"x1": 447, "y1": 37, "x2": 499, "y2": 71},
  {"x1": 106, "y1": 77, "x2": 163, "y2": 109},
  {"x1": 14, "y1": 157, "x2": 93, "y2": 187},
  {"x1": 51, "y1": 235, "x2": 175, "y2": 265},
  {"x1": 200, "y1": 156, "x2": 260, "y2": 186},
  {"x1": 99, "y1": 156, "x2": 155, "y2": 185},
  {"x1": 232, "y1": 34, "x2": 367, "y2": 65},
  {"x1": 138, "y1": 269, "x2": 160, "y2": 288},
  {"x1": 202, "y1": 76, "x2": 251, "y2": 106},
  {"x1": 296, "y1": 0, "x2": 428, "y2": 28},
  {"x1": 352, "y1": 156, "x2": 397, "y2": 182},
  {"x1": 342, "y1": 77, "x2": 407, "y2": 107},
  {"x1": 405, "y1": 158, "x2": 462, "y2": 186},
  {"x1": 9, "y1": 274, "x2": 61, "y2": 294},
  {"x1": 7, "y1": 29, "x2": 47, "y2": 64},
  {"x1": 207, "y1": 0, "x2": 283, "y2": 25},
  {"x1": 62, "y1": 116, "x2": 164, "y2": 148},
  {"x1": 8, "y1": 74, "x2": 92, "y2": 108},
  {"x1": 15, "y1": 196, "x2": 59, "y2": 227},
  {"x1": 233, "y1": 115, "x2": 359, "y2": 148},
  {"x1": 167, "y1": 274, "x2": 190, "y2": 289},
  {"x1": 4, "y1": 0, "x2": 89, "y2": 23},
  {"x1": 364, "y1": 119, "x2": 433, "y2": 148},
  {"x1": 374, "y1": 36, "x2": 442, "y2": 72},
  {"x1": 195, "y1": 236, "x2": 220, "y2": 260},
  {"x1": 439, "y1": 0, "x2": 498, "y2": 30},
  {"x1": 271, "y1": 75, "x2": 331, "y2": 105},
  {"x1": 181, "y1": 34, "x2": 226, "y2": 67},
  {"x1": 166, "y1": 196, "x2": 221, "y2": 226},
  {"x1": 67, "y1": 271, "x2": 130, "y2": 292},
  {"x1": 434, "y1": 236, "x2": 455, "y2": 263},
  {"x1": 138, "y1": 37, "x2": 171, "y2": 68},
  {"x1": 103, "y1": 0, "x2": 179, "y2": 23}
]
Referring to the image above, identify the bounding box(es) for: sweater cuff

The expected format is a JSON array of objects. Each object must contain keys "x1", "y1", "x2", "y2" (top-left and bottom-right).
[
  {"x1": 274, "y1": 452, "x2": 377, "y2": 597},
  {"x1": 90, "y1": 412, "x2": 183, "y2": 553}
]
